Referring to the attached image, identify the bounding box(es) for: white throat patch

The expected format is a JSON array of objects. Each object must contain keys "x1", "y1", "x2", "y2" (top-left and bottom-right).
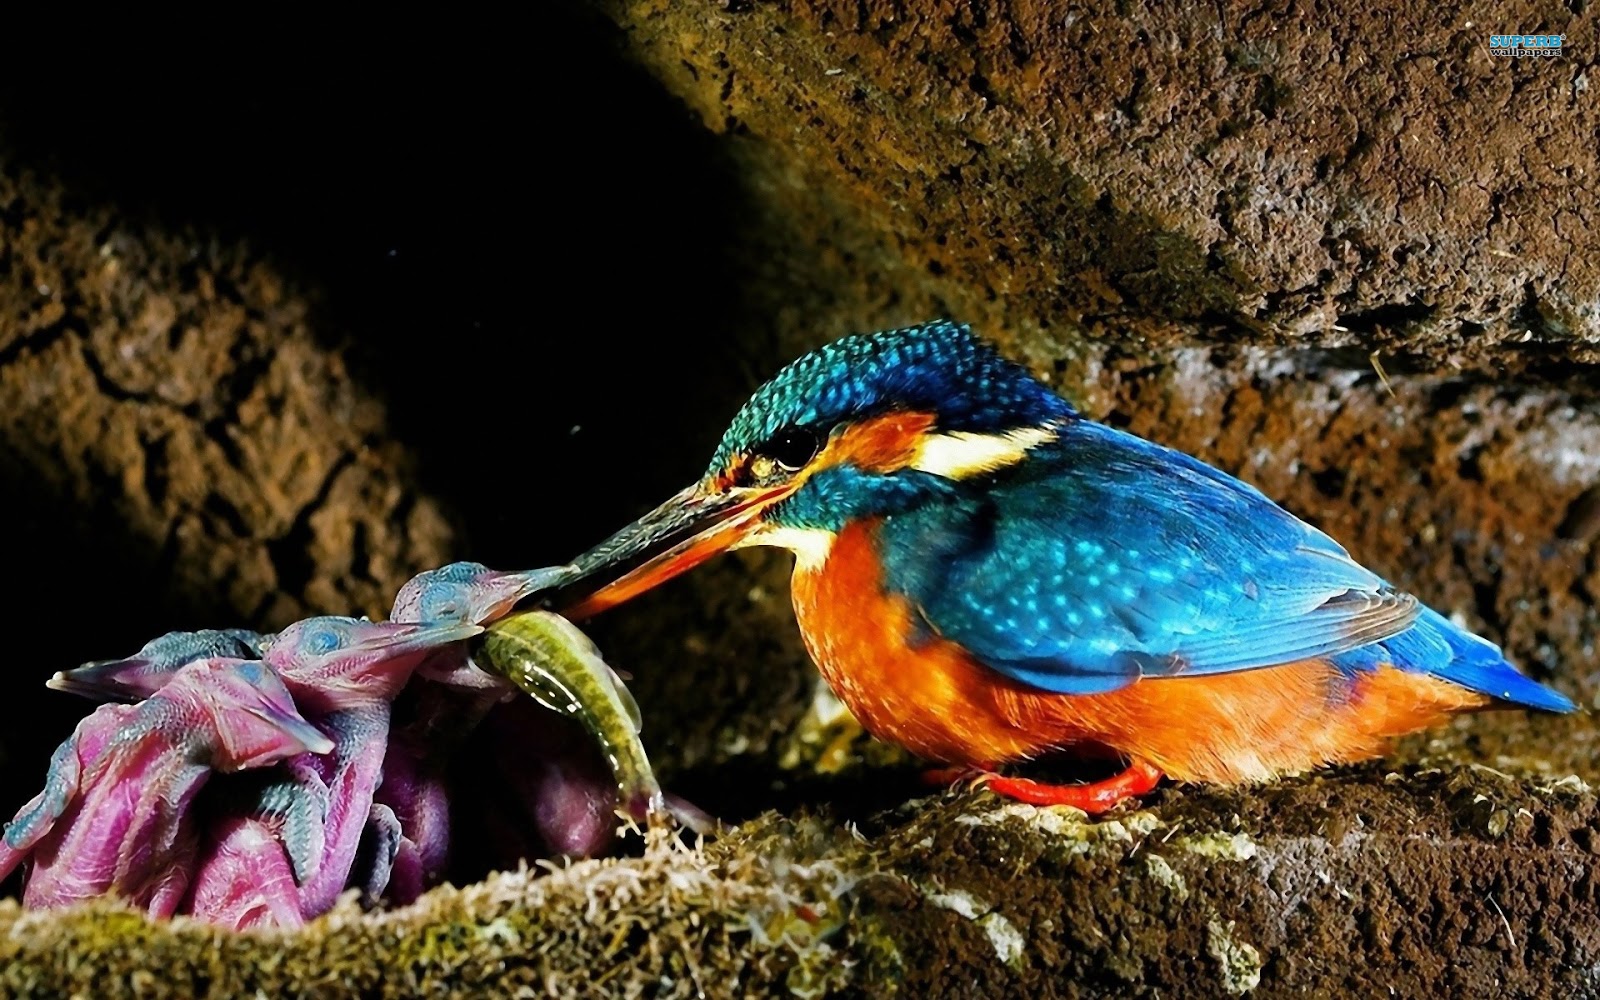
[{"x1": 732, "y1": 524, "x2": 837, "y2": 571}]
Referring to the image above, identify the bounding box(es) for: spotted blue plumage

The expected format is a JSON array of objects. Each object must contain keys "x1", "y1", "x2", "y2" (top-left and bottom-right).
[
  {"x1": 755, "y1": 322, "x2": 1573, "y2": 711},
  {"x1": 868, "y1": 422, "x2": 1421, "y2": 692}
]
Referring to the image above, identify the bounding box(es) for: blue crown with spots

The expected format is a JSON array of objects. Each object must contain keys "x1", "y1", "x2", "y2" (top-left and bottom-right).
[{"x1": 708, "y1": 321, "x2": 1074, "y2": 475}]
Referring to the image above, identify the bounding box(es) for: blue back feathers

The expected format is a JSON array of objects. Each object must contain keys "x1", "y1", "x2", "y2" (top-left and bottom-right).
[
  {"x1": 707, "y1": 320, "x2": 1073, "y2": 476},
  {"x1": 738, "y1": 323, "x2": 1573, "y2": 712},
  {"x1": 874, "y1": 420, "x2": 1573, "y2": 711},
  {"x1": 878, "y1": 421, "x2": 1423, "y2": 693}
]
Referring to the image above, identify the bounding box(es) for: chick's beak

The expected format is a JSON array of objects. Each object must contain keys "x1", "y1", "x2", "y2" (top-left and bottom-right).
[
  {"x1": 245, "y1": 704, "x2": 336, "y2": 756},
  {"x1": 555, "y1": 482, "x2": 791, "y2": 620},
  {"x1": 477, "y1": 566, "x2": 580, "y2": 623},
  {"x1": 345, "y1": 621, "x2": 486, "y2": 656},
  {"x1": 46, "y1": 658, "x2": 151, "y2": 702}
]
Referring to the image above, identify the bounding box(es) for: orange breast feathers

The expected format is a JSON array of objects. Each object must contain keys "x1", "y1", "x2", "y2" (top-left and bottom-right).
[{"x1": 790, "y1": 520, "x2": 1488, "y2": 784}]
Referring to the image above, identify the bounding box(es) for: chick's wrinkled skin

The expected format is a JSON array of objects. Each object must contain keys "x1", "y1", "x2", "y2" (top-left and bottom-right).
[{"x1": 0, "y1": 659, "x2": 330, "y2": 915}]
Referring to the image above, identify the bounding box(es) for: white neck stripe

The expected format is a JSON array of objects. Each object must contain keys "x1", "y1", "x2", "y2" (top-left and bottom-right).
[{"x1": 908, "y1": 425, "x2": 1057, "y2": 479}]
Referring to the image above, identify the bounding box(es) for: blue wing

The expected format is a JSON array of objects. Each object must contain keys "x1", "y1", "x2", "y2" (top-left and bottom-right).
[
  {"x1": 1330, "y1": 606, "x2": 1574, "y2": 712},
  {"x1": 879, "y1": 421, "x2": 1419, "y2": 695}
]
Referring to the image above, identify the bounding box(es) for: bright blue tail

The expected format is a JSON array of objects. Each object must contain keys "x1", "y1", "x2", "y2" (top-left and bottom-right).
[{"x1": 1332, "y1": 606, "x2": 1575, "y2": 712}]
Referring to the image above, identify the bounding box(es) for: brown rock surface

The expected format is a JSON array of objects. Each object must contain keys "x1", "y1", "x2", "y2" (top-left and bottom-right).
[
  {"x1": 0, "y1": 162, "x2": 457, "y2": 811},
  {"x1": 606, "y1": 0, "x2": 1600, "y2": 371}
]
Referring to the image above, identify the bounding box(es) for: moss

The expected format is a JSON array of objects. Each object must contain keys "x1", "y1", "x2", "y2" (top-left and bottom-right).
[
  {"x1": 840, "y1": 908, "x2": 907, "y2": 994},
  {"x1": 0, "y1": 824, "x2": 874, "y2": 998},
  {"x1": 1205, "y1": 918, "x2": 1264, "y2": 995},
  {"x1": 1141, "y1": 853, "x2": 1189, "y2": 900},
  {"x1": 4, "y1": 768, "x2": 1600, "y2": 996},
  {"x1": 1175, "y1": 832, "x2": 1259, "y2": 861},
  {"x1": 950, "y1": 801, "x2": 1163, "y2": 861}
]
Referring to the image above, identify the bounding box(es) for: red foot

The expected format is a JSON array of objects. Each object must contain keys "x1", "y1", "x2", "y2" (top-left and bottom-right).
[{"x1": 979, "y1": 760, "x2": 1164, "y2": 814}]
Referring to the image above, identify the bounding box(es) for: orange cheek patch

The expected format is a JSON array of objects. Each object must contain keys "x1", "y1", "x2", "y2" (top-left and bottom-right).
[{"x1": 825, "y1": 412, "x2": 937, "y2": 473}]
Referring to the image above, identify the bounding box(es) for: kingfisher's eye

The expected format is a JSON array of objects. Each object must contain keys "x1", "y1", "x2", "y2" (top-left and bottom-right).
[{"x1": 752, "y1": 427, "x2": 822, "y2": 478}]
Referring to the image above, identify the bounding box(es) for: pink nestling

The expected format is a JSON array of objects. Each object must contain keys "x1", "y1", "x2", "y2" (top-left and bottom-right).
[
  {"x1": 391, "y1": 562, "x2": 575, "y2": 637},
  {"x1": 182, "y1": 815, "x2": 307, "y2": 931},
  {"x1": 184, "y1": 615, "x2": 480, "y2": 924},
  {"x1": 373, "y1": 562, "x2": 575, "y2": 899},
  {"x1": 0, "y1": 658, "x2": 331, "y2": 916}
]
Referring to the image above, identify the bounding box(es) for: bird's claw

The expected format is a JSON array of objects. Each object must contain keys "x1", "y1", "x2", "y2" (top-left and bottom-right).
[
  {"x1": 357, "y1": 804, "x2": 405, "y2": 906},
  {"x1": 972, "y1": 760, "x2": 1165, "y2": 814}
]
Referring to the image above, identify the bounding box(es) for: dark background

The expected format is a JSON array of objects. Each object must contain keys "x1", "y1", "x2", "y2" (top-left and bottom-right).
[{"x1": 0, "y1": 10, "x2": 758, "y2": 819}]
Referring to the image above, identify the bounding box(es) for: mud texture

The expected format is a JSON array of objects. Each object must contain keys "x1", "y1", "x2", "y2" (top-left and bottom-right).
[
  {"x1": 605, "y1": 0, "x2": 1600, "y2": 375},
  {"x1": 2, "y1": 4, "x2": 1599, "y2": 998}
]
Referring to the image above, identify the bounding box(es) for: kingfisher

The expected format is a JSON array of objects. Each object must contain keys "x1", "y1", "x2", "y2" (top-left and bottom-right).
[{"x1": 551, "y1": 321, "x2": 1575, "y2": 812}]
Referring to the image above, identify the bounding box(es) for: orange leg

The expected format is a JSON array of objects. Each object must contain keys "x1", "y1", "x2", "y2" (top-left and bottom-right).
[{"x1": 979, "y1": 760, "x2": 1164, "y2": 813}]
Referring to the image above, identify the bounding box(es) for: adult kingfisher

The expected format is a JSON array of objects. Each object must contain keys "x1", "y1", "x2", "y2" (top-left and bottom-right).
[{"x1": 552, "y1": 321, "x2": 1574, "y2": 812}]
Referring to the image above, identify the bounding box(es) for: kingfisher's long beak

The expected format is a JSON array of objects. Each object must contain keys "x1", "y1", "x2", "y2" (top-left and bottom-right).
[{"x1": 555, "y1": 482, "x2": 792, "y2": 619}]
